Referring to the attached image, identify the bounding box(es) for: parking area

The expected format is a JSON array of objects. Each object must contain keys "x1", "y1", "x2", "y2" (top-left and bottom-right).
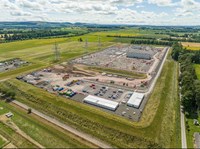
[
  {"x1": 0, "y1": 58, "x2": 29, "y2": 73},
  {"x1": 18, "y1": 70, "x2": 147, "y2": 121}
]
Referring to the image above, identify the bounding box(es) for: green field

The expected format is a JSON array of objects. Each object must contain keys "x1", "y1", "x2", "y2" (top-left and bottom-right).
[
  {"x1": 185, "y1": 117, "x2": 199, "y2": 148},
  {"x1": 0, "y1": 101, "x2": 92, "y2": 148},
  {"x1": 0, "y1": 38, "x2": 113, "y2": 80},
  {"x1": 0, "y1": 136, "x2": 6, "y2": 148},
  {"x1": 194, "y1": 64, "x2": 200, "y2": 80},
  {"x1": 0, "y1": 120, "x2": 37, "y2": 148}
]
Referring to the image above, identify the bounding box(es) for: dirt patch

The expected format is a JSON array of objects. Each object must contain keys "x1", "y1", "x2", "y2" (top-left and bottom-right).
[{"x1": 3, "y1": 143, "x2": 17, "y2": 149}]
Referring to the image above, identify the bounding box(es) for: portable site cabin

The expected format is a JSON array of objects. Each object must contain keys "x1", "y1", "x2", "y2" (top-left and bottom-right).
[
  {"x1": 83, "y1": 95, "x2": 119, "y2": 111},
  {"x1": 127, "y1": 92, "x2": 144, "y2": 108}
]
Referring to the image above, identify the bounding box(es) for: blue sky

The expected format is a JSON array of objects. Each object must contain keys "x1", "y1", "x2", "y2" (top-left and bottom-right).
[{"x1": 0, "y1": 0, "x2": 200, "y2": 25}]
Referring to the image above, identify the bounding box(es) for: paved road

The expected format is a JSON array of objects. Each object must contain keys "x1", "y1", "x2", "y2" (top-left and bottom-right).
[
  {"x1": 179, "y1": 63, "x2": 187, "y2": 149},
  {"x1": 145, "y1": 47, "x2": 170, "y2": 95},
  {"x1": 181, "y1": 108, "x2": 187, "y2": 148},
  {"x1": 11, "y1": 100, "x2": 112, "y2": 148}
]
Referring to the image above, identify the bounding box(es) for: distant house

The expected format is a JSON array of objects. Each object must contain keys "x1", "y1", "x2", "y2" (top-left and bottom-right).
[{"x1": 194, "y1": 132, "x2": 200, "y2": 148}]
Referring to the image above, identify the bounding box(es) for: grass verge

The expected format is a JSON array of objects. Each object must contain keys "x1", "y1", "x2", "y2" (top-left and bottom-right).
[
  {"x1": 87, "y1": 66, "x2": 147, "y2": 79},
  {"x1": 0, "y1": 101, "x2": 91, "y2": 148}
]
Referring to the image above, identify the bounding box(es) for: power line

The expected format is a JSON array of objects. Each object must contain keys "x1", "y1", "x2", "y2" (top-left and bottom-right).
[
  {"x1": 85, "y1": 38, "x2": 88, "y2": 53},
  {"x1": 98, "y1": 36, "x2": 102, "y2": 48},
  {"x1": 53, "y1": 42, "x2": 60, "y2": 61}
]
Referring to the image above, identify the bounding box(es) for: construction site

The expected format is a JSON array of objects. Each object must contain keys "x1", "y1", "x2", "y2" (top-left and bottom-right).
[{"x1": 18, "y1": 45, "x2": 168, "y2": 121}]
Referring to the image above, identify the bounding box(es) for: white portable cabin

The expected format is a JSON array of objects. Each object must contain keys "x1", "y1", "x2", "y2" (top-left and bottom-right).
[
  {"x1": 83, "y1": 95, "x2": 119, "y2": 111},
  {"x1": 127, "y1": 92, "x2": 144, "y2": 108}
]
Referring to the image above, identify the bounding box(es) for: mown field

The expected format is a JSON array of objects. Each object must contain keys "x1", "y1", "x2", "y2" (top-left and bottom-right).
[
  {"x1": 0, "y1": 37, "x2": 113, "y2": 80},
  {"x1": 182, "y1": 42, "x2": 200, "y2": 50},
  {"x1": 194, "y1": 64, "x2": 200, "y2": 80},
  {"x1": 93, "y1": 28, "x2": 169, "y2": 38}
]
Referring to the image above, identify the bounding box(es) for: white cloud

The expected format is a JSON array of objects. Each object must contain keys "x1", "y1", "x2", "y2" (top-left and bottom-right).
[
  {"x1": 148, "y1": 0, "x2": 176, "y2": 6},
  {"x1": 0, "y1": 0, "x2": 199, "y2": 25}
]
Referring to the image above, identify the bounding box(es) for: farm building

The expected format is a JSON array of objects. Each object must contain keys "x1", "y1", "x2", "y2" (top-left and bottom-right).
[
  {"x1": 83, "y1": 95, "x2": 119, "y2": 111},
  {"x1": 127, "y1": 92, "x2": 144, "y2": 108}
]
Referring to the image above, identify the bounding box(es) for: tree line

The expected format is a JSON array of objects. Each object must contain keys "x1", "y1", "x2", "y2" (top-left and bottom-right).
[
  {"x1": 2, "y1": 30, "x2": 88, "y2": 41},
  {"x1": 107, "y1": 34, "x2": 200, "y2": 43},
  {"x1": 131, "y1": 39, "x2": 173, "y2": 46},
  {"x1": 172, "y1": 42, "x2": 200, "y2": 115}
]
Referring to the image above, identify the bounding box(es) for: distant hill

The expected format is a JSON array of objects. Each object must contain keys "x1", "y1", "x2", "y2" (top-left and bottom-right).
[{"x1": 0, "y1": 21, "x2": 199, "y2": 29}]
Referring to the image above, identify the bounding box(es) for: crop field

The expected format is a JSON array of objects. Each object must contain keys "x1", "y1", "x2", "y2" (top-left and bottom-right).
[
  {"x1": 0, "y1": 48, "x2": 181, "y2": 148},
  {"x1": 182, "y1": 42, "x2": 200, "y2": 50},
  {"x1": 194, "y1": 64, "x2": 200, "y2": 80}
]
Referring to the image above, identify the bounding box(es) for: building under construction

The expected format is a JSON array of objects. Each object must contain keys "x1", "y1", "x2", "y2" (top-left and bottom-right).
[{"x1": 127, "y1": 46, "x2": 154, "y2": 60}]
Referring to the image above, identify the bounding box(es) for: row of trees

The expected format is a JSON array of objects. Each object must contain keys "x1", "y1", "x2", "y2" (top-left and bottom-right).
[
  {"x1": 131, "y1": 39, "x2": 173, "y2": 46},
  {"x1": 172, "y1": 42, "x2": 200, "y2": 114},
  {"x1": 0, "y1": 88, "x2": 16, "y2": 99},
  {"x1": 3, "y1": 30, "x2": 88, "y2": 41},
  {"x1": 107, "y1": 35, "x2": 156, "y2": 40}
]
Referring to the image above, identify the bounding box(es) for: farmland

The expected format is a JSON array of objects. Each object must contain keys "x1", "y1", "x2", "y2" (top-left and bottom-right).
[{"x1": 182, "y1": 42, "x2": 200, "y2": 50}]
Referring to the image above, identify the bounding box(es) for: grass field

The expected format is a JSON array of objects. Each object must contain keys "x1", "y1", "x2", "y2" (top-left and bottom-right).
[
  {"x1": 182, "y1": 42, "x2": 200, "y2": 50},
  {"x1": 0, "y1": 39, "x2": 113, "y2": 80},
  {"x1": 0, "y1": 136, "x2": 6, "y2": 148},
  {"x1": 0, "y1": 101, "x2": 92, "y2": 148},
  {"x1": 0, "y1": 49, "x2": 181, "y2": 148},
  {"x1": 0, "y1": 120, "x2": 37, "y2": 148},
  {"x1": 185, "y1": 116, "x2": 199, "y2": 148},
  {"x1": 87, "y1": 66, "x2": 147, "y2": 79},
  {"x1": 194, "y1": 64, "x2": 200, "y2": 80},
  {"x1": 93, "y1": 28, "x2": 169, "y2": 38}
]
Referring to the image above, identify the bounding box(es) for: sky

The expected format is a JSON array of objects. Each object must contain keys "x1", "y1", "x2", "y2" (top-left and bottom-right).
[{"x1": 0, "y1": 0, "x2": 200, "y2": 25}]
